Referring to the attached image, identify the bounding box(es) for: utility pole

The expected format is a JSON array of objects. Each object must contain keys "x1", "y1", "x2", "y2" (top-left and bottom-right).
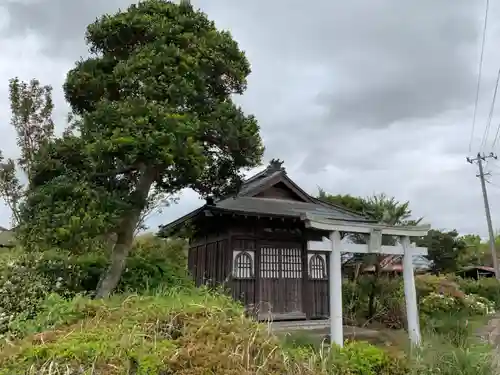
[{"x1": 467, "y1": 152, "x2": 500, "y2": 280}]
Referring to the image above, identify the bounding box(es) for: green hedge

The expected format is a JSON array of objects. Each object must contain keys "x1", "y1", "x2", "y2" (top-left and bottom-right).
[
  {"x1": 0, "y1": 236, "x2": 192, "y2": 335},
  {"x1": 342, "y1": 274, "x2": 498, "y2": 331},
  {"x1": 458, "y1": 277, "x2": 500, "y2": 308}
]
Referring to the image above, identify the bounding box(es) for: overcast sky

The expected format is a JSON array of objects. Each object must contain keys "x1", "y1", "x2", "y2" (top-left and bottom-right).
[{"x1": 1, "y1": 0, "x2": 500, "y2": 237}]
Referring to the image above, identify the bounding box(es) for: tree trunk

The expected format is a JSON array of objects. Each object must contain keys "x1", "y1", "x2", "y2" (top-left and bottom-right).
[
  {"x1": 94, "y1": 166, "x2": 156, "y2": 299},
  {"x1": 367, "y1": 257, "x2": 382, "y2": 320},
  {"x1": 367, "y1": 277, "x2": 377, "y2": 319}
]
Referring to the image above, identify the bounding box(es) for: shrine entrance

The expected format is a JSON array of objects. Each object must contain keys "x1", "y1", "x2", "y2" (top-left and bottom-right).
[
  {"x1": 257, "y1": 245, "x2": 305, "y2": 321},
  {"x1": 304, "y1": 213, "x2": 430, "y2": 347}
]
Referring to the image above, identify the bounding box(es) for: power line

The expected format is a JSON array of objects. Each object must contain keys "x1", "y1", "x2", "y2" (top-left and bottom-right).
[
  {"x1": 486, "y1": 179, "x2": 500, "y2": 189},
  {"x1": 469, "y1": 0, "x2": 491, "y2": 152},
  {"x1": 491, "y1": 121, "x2": 500, "y2": 150},
  {"x1": 481, "y1": 67, "x2": 500, "y2": 151}
]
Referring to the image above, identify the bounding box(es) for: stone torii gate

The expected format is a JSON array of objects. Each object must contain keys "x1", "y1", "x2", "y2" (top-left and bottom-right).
[{"x1": 303, "y1": 213, "x2": 430, "y2": 347}]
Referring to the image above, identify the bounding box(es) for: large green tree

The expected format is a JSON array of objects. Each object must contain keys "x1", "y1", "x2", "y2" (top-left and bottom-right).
[
  {"x1": 458, "y1": 233, "x2": 500, "y2": 268},
  {"x1": 318, "y1": 189, "x2": 419, "y2": 244},
  {"x1": 19, "y1": 0, "x2": 263, "y2": 298},
  {"x1": 416, "y1": 229, "x2": 467, "y2": 274}
]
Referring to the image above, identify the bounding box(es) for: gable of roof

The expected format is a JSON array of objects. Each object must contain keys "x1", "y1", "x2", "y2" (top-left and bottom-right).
[
  {"x1": 232, "y1": 161, "x2": 371, "y2": 219},
  {"x1": 234, "y1": 163, "x2": 313, "y2": 203}
]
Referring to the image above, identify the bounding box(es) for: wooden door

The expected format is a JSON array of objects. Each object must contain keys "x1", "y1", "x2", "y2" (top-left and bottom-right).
[{"x1": 258, "y1": 246, "x2": 305, "y2": 320}]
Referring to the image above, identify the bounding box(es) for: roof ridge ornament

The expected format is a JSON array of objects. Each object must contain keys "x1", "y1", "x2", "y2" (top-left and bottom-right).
[{"x1": 267, "y1": 158, "x2": 286, "y2": 174}]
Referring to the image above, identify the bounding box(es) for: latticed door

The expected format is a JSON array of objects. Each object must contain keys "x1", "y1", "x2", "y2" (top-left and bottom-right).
[{"x1": 258, "y1": 246, "x2": 304, "y2": 318}]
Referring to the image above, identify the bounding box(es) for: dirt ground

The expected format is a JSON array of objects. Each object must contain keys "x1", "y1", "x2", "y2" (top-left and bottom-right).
[{"x1": 477, "y1": 313, "x2": 500, "y2": 369}]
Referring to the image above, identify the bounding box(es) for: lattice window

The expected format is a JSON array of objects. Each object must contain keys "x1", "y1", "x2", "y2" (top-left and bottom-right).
[
  {"x1": 308, "y1": 253, "x2": 327, "y2": 279},
  {"x1": 260, "y1": 247, "x2": 302, "y2": 279},
  {"x1": 282, "y1": 248, "x2": 302, "y2": 279},
  {"x1": 233, "y1": 251, "x2": 254, "y2": 278},
  {"x1": 260, "y1": 247, "x2": 280, "y2": 278}
]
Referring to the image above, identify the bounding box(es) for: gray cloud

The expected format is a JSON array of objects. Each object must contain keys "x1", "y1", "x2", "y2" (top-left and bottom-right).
[
  {"x1": 1, "y1": 0, "x2": 133, "y2": 57},
  {"x1": 189, "y1": 0, "x2": 484, "y2": 175},
  {"x1": 1, "y1": 0, "x2": 500, "y2": 238}
]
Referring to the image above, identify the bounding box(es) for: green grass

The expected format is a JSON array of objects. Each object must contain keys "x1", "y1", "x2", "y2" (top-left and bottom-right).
[
  {"x1": 0, "y1": 287, "x2": 496, "y2": 375},
  {"x1": 411, "y1": 333, "x2": 494, "y2": 375},
  {"x1": 278, "y1": 314, "x2": 497, "y2": 375},
  {"x1": 0, "y1": 288, "x2": 409, "y2": 375}
]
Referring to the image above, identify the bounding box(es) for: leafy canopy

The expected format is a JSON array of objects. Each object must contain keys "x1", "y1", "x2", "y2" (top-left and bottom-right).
[
  {"x1": 416, "y1": 229, "x2": 467, "y2": 274},
  {"x1": 19, "y1": 1, "x2": 264, "y2": 253}
]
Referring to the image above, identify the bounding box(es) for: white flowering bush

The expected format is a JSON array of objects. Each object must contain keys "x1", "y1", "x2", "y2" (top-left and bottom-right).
[
  {"x1": 462, "y1": 294, "x2": 496, "y2": 315},
  {"x1": 459, "y1": 277, "x2": 500, "y2": 309},
  {"x1": 419, "y1": 292, "x2": 458, "y2": 315},
  {"x1": 420, "y1": 291, "x2": 495, "y2": 318}
]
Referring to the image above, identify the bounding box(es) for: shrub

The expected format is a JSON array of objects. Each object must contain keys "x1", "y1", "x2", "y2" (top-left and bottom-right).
[
  {"x1": 0, "y1": 236, "x2": 192, "y2": 337},
  {"x1": 0, "y1": 252, "x2": 54, "y2": 335},
  {"x1": 342, "y1": 278, "x2": 369, "y2": 324},
  {"x1": 342, "y1": 273, "x2": 498, "y2": 345},
  {"x1": 343, "y1": 276, "x2": 406, "y2": 328},
  {"x1": 118, "y1": 235, "x2": 191, "y2": 293},
  {"x1": 1, "y1": 289, "x2": 410, "y2": 375},
  {"x1": 420, "y1": 292, "x2": 495, "y2": 318},
  {"x1": 6, "y1": 293, "x2": 91, "y2": 339},
  {"x1": 415, "y1": 274, "x2": 464, "y2": 299},
  {"x1": 459, "y1": 277, "x2": 500, "y2": 309},
  {"x1": 419, "y1": 292, "x2": 459, "y2": 315},
  {"x1": 328, "y1": 340, "x2": 408, "y2": 375},
  {"x1": 372, "y1": 278, "x2": 405, "y2": 328}
]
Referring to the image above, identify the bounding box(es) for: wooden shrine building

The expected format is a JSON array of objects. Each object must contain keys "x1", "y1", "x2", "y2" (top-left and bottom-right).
[
  {"x1": 160, "y1": 159, "x2": 429, "y2": 339},
  {"x1": 160, "y1": 159, "x2": 378, "y2": 321}
]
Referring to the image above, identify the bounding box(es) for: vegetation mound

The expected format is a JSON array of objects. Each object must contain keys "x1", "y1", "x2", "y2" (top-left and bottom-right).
[
  {"x1": 0, "y1": 290, "x2": 279, "y2": 374},
  {"x1": 0, "y1": 289, "x2": 409, "y2": 375}
]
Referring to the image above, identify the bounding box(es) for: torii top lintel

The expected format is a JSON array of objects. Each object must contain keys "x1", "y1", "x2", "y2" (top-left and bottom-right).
[{"x1": 301, "y1": 213, "x2": 431, "y2": 238}]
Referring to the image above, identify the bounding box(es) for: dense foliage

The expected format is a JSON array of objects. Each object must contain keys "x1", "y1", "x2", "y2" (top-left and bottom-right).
[
  {"x1": 17, "y1": 0, "x2": 264, "y2": 298},
  {"x1": 0, "y1": 284, "x2": 495, "y2": 375},
  {"x1": 0, "y1": 290, "x2": 410, "y2": 375},
  {"x1": 0, "y1": 235, "x2": 190, "y2": 336},
  {"x1": 342, "y1": 274, "x2": 500, "y2": 330}
]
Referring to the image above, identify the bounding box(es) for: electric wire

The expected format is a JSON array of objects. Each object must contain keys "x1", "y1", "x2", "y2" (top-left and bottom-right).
[
  {"x1": 481, "y1": 67, "x2": 500, "y2": 151},
  {"x1": 469, "y1": 0, "x2": 491, "y2": 152}
]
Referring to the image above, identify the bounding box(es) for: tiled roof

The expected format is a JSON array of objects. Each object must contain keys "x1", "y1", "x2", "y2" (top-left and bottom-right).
[
  {"x1": 216, "y1": 196, "x2": 372, "y2": 222},
  {"x1": 160, "y1": 160, "x2": 373, "y2": 232}
]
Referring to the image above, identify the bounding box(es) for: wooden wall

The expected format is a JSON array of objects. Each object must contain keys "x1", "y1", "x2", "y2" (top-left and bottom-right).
[
  {"x1": 230, "y1": 237, "x2": 257, "y2": 311},
  {"x1": 187, "y1": 215, "x2": 332, "y2": 321},
  {"x1": 188, "y1": 232, "x2": 231, "y2": 288},
  {"x1": 304, "y1": 229, "x2": 331, "y2": 319},
  {"x1": 304, "y1": 251, "x2": 329, "y2": 319}
]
